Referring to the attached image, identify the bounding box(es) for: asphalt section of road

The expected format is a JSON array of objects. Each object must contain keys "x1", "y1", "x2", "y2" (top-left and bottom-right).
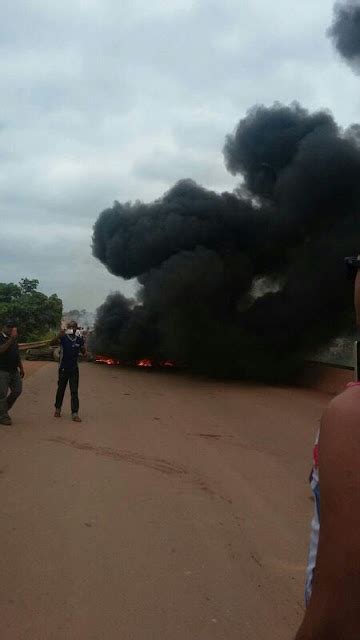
[{"x1": 0, "y1": 362, "x2": 329, "y2": 640}]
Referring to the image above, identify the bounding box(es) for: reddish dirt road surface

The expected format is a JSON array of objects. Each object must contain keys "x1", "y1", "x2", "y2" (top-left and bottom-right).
[{"x1": 0, "y1": 362, "x2": 330, "y2": 640}]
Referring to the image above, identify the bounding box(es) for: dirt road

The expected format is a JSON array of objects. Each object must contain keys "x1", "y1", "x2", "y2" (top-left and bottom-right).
[{"x1": 0, "y1": 362, "x2": 329, "y2": 640}]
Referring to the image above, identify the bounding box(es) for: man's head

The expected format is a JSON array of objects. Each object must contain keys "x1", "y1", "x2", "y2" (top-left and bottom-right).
[
  {"x1": 67, "y1": 320, "x2": 78, "y2": 333},
  {"x1": 2, "y1": 319, "x2": 16, "y2": 336}
]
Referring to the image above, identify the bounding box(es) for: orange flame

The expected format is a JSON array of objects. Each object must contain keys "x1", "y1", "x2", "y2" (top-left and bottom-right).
[
  {"x1": 95, "y1": 355, "x2": 121, "y2": 366},
  {"x1": 95, "y1": 355, "x2": 177, "y2": 369},
  {"x1": 136, "y1": 358, "x2": 153, "y2": 367}
]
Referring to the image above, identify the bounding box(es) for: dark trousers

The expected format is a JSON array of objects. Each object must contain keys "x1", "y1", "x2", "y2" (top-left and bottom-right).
[
  {"x1": 0, "y1": 370, "x2": 23, "y2": 419},
  {"x1": 55, "y1": 367, "x2": 79, "y2": 414}
]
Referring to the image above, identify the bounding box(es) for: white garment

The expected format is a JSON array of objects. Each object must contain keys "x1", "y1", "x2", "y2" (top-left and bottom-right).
[{"x1": 305, "y1": 433, "x2": 320, "y2": 605}]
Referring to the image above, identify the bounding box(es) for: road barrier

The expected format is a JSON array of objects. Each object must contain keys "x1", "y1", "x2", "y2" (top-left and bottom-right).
[{"x1": 18, "y1": 340, "x2": 52, "y2": 351}]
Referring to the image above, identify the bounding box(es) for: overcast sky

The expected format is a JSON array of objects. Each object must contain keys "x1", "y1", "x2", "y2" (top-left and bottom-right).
[{"x1": 1, "y1": 0, "x2": 359, "y2": 311}]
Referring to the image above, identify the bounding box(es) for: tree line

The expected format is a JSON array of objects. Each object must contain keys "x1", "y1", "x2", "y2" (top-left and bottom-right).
[{"x1": 0, "y1": 278, "x2": 62, "y2": 342}]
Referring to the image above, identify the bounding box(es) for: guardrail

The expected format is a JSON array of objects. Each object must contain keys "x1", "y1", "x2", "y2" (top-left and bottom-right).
[{"x1": 18, "y1": 340, "x2": 52, "y2": 351}]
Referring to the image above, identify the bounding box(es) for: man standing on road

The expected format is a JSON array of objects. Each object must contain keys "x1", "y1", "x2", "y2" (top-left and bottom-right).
[
  {"x1": 0, "y1": 320, "x2": 24, "y2": 426},
  {"x1": 51, "y1": 320, "x2": 86, "y2": 423}
]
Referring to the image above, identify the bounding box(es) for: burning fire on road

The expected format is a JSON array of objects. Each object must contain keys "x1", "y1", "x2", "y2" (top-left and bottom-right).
[
  {"x1": 95, "y1": 355, "x2": 176, "y2": 369},
  {"x1": 136, "y1": 358, "x2": 152, "y2": 368},
  {"x1": 90, "y1": 6, "x2": 360, "y2": 383},
  {"x1": 95, "y1": 355, "x2": 122, "y2": 366}
]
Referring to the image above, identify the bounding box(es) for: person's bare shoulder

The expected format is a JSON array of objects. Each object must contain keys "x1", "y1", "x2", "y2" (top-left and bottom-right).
[{"x1": 295, "y1": 386, "x2": 360, "y2": 639}]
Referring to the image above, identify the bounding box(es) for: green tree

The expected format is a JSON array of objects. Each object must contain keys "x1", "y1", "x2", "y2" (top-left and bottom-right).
[
  {"x1": 0, "y1": 282, "x2": 22, "y2": 303},
  {"x1": 19, "y1": 278, "x2": 40, "y2": 295},
  {"x1": 0, "y1": 280, "x2": 63, "y2": 341}
]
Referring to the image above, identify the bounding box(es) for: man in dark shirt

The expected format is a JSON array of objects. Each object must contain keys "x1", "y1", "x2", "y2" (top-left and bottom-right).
[
  {"x1": 51, "y1": 320, "x2": 86, "y2": 422},
  {"x1": 0, "y1": 320, "x2": 24, "y2": 426}
]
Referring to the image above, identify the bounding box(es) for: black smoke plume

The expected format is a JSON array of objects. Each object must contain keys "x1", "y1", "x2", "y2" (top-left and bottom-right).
[
  {"x1": 92, "y1": 102, "x2": 360, "y2": 381},
  {"x1": 328, "y1": 1, "x2": 360, "y2": 68}
]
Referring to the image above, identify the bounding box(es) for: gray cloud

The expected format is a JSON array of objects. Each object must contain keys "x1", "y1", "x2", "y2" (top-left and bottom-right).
[
  {"x1": 1, "y1": 0, "x2": 359, "y2": 310},
  {"x1": 328, "y1": 1, "x2": 360, "y2": 69}
]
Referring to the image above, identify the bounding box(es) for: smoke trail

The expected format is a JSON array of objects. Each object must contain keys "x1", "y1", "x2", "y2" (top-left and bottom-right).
[
  {"x1": 328, "y1": 1, "x2": 360, "y2": 69},
  {"x1": 91, "y1": 103, "x2": 360, "y2": 381}
]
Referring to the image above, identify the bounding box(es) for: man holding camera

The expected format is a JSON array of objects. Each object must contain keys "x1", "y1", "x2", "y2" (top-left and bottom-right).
[
  {"x1": 0, "y1": 320, "x2": 24, "y2": 426},
  {"x1": 51, "y1": 320, "x2": 86, "y2": 422}
]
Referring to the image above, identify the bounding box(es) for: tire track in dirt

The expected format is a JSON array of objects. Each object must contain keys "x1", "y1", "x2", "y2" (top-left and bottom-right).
[
  {"x1": 47, "y1": 436, "x2": 188, "y2": 477},
  {"x1": 46, "y1": 436, "x2": 231, "y2": 504}
]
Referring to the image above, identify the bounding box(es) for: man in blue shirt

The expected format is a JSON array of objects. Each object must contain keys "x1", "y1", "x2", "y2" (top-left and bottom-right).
[{"x1": 51, "y1": 320, "x2": 86, "y2": 422}]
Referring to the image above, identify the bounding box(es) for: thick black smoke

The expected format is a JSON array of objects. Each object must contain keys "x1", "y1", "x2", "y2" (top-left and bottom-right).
[
  {"x1": 328, "y1": 1, "x2": 360, "y2": 68},
  {"x1": 92, "y1": 102, "x2": 360, "y2": 381}
]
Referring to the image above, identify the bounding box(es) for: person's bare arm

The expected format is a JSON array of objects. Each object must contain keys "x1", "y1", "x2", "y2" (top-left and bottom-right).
[
  {"x1": 295, "y1": 387, "x2": 360, "y2": 639},
  {"x1": 0, "y1": 335, "x2": 15, "y2": 354},
  {"x1": 17, "y1": 348, "x2": 25, "y2": 378},
  {"x1": 0, "y1": 327, "x2": 17, "y2": 354}
]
